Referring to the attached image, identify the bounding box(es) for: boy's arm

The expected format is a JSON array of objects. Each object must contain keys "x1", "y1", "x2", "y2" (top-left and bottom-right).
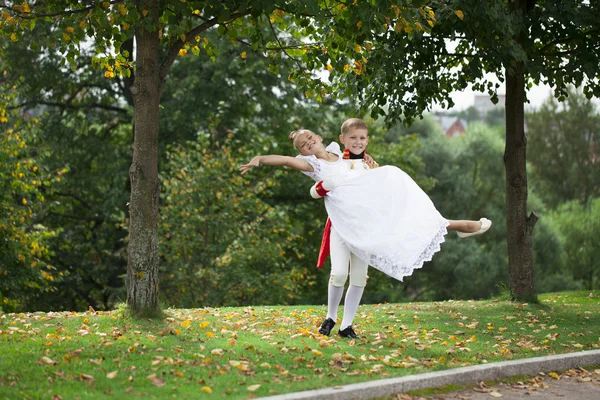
[
  {"x1": 364, "y1": 153, "x2": 379, "y2": 169},
  {"x1": 240, "y1": 155, "x2": 313, "y2": 175},
  {"x1": 310, "y1": 180, "x2": 334, "y2": 199}
]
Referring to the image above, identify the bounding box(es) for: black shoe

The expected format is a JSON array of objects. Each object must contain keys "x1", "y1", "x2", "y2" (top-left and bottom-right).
[
  {"x1": 318, "y1": 318, "x2": 336, "y2": 336},
  {"x1": 338, "y1": 326, "x2": 358, "y2": 339}
]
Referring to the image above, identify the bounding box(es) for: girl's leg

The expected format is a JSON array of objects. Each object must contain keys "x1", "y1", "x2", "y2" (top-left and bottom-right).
[{"x1": 446, "y1": 219, "x2": 483, "y2": 233}]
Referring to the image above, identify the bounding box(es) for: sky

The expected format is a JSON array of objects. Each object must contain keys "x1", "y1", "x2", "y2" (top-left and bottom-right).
[{"x1": 432, "y1": 82, "x2": 554, "y2": 112}]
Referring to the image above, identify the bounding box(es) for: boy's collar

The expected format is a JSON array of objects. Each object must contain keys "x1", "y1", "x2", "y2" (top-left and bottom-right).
[{"x1": 343, "y1": 149, "x2": 366, "y2": 160}]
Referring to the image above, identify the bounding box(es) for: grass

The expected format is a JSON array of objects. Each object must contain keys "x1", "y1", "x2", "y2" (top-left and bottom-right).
[{"x1": 1, "y1": 290, "x2": 599, "y2": 399}]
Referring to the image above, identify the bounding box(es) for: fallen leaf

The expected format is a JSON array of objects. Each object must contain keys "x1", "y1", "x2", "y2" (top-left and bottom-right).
[
  {"x1": 490, "y1": 391, "x2": 503, "y2": 397},
  {"x1": 147, "y1": 373, "x2": 166, "y2": 387},
  {"x1": 41, "y1": 356, "x2": 58, "y2": 366},
  {"x1": 247, "y1": 384, "x2": 260, "y2": 392},
  {"x1": 106, "y1": 371, "x2": 118, "y2": 379}
]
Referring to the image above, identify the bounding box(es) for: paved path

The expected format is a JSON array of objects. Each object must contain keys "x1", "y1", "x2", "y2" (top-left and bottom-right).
[
  {"x1": 397, "y1": 368, "x2": 600, "y2": 399},
  {"x1": 260, "y1": 350, "x2": 600, "y2": 400}
]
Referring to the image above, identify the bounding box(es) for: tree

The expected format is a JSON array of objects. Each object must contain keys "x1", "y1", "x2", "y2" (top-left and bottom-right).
[
  {"x1": 302, "y1": 0, "x2": 600, "y2": 302},
  {"x1": 527, "y1": 88, "x2": 600, "y2": 208},
  {"x1": 1, "y1": 1, "x2": 430, "y2": 315}
]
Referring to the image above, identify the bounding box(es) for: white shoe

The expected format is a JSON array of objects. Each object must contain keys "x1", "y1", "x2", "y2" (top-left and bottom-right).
[{"x1": 457, "y1": 218, "x2": 492, "y2": 239}]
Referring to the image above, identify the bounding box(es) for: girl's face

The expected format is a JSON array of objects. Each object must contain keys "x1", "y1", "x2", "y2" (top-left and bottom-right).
[
  {"x1": 340, "y1": 128, "x2": 369, "y2": 155},
  {"x1": 294, "y1": 131, "x2": 324, "y2": 156}
]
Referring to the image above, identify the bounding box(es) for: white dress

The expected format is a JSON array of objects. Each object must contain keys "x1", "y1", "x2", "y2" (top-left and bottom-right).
[{"x1": 298, "y1": 142, "x2": 449, "y2": 282}]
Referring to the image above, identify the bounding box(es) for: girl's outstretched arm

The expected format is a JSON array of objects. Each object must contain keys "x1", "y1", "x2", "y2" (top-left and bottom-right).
[{"x1": 239, "y1": 155, "x2": 313, "y2": 175}]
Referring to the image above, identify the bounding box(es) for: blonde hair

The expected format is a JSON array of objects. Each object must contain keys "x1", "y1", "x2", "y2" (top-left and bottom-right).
[
  {"x1": 341, "y1": 118, "x2": 368, "y2": 136},
  {"x1": 288, "y1": 128, "x2": 316, "y2": 150}
]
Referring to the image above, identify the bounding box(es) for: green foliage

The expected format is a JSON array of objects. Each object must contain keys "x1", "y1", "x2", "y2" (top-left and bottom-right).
[
  {"x1": 0, "y1": 113, "x2": 59, "y2": 311},
  {"x1": 549, "y1": 199, "x2": 600, "y2": 290},
  {"x1": 0, "y1": 25, "x2": 134, "y2": 312},
  {"x1": 527, "y1": 89, "x2": 600, "y2": 208},
  {"x1": 303, "y1": 0, "x2": 600, "y2": 124},
  {"x1": 159, "y1": 137, "x2": 313, "y2": 307}
]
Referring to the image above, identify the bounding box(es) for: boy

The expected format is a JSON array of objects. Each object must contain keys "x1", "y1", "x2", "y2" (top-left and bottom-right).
[{"x1": 311, "y1": 118, "x2": 377, "y2": 339}]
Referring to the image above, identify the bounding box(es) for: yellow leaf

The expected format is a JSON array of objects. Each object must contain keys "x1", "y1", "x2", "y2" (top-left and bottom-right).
[
  {"x1": 106, "y1": 371, "x2": 118, "y2": 379},
  {"x1": 240, "y1": 52, "x2": 247, "y2": 59},
  {"x1": 455, "y1": 10, "x2": 464, "y2": 20},
  {"x1": 200, "y1": 321, "x2": 210, "y2": 328},
  {"x1": 549, "y1": 372, "x2": 560, "y2": 380},
  {"x1": 201, "y1": 386, "x2": 212, "y2": 394},
  {"x1": 248, "y1": 384, "x2": 261, "y2": 392},
  {"x1": 181, "y1": 319, "x2": 191, "y2": 327}
]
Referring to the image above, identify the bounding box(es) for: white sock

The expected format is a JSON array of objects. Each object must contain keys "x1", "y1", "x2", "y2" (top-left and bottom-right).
[
  {"x1": 326, "y1": 284, "x2": 344, "y2": 321},
  {"x1": 341, "y1": 285, "x2": 364, "y2": 330}
]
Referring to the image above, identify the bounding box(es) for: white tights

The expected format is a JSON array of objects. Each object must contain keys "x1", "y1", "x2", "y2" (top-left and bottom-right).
[{"x1": 326, "y1": 227, "x2": 368, "y2": 330}]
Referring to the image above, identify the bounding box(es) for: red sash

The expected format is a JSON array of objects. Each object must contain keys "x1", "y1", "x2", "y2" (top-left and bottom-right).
[{"x1": 317, "y1": 218, "x2": 332, "y2": 269}]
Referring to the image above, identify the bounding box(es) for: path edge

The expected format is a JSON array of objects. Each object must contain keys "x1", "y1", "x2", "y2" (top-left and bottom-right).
[{"x1": 259, "y1": 349, "x2": 600, "y2": 400}]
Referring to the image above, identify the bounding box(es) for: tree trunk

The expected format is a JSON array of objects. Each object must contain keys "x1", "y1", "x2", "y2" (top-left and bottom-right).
[
  {"x1": 126, "y1": 0, "x2": 161, "y2": 316},
  {"x1": 504, "y1": 0, "x2": 538, "y2": 303}
]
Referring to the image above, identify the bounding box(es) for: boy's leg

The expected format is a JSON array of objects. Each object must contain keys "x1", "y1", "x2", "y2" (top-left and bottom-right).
[
  {"x1": 339, "y1": 253, "x2": 368, "y2": 336},
  {"x1": 326, "y1": 285, "x2": 344, "y2": 321},
  {"x1": 320, "y1": 227, "x2": 350, "y2": 336}
]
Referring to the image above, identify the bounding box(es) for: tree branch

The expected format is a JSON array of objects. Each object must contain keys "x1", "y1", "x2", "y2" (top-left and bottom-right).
[
  {"x1": 8, "y1": 100, "x2": 129, "y2": 113},
  {"x1": 53, "y1": 192, "x2": 93, "y2": 210},
  {"x1": 268, "y1": 18, "x2": 307, "y2": 73},
  {"x1": 1, "y1": 1, "x2": 126, "y2": 19},
  {"x1": 538, "y1": 28, "x2": 600, "y2": 54},
  {"x1": 159, "y1": 11, "x2": 252, "y2": 82}
]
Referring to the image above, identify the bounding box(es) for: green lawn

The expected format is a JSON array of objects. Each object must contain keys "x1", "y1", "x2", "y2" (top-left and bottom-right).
[{"x1": 1, "y1": 290, "x2": 599, "y2": 399}]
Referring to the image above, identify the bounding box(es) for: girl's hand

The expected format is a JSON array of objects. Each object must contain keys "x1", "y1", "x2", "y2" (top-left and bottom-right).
[
  {"x1": 239, "y1": 156, "x2": 261, "y2": 175},
  {"x1": 364, "y1": 154, "x2": 379, "y2": 169}
]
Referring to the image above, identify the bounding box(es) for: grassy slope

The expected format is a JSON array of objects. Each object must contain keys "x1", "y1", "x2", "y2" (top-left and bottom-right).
[{"x1": 0, "y1": 290, "x2": 598, "y2": 399}]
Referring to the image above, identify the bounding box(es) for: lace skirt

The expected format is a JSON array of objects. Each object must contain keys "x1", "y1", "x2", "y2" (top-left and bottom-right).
[{"x1": 324, "y1": 166, "x2": 449, "y2": 282}]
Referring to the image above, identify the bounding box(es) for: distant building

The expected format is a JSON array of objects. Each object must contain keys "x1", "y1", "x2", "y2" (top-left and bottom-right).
[
  {"x1": 474, "y1": 94, "x2": 506, "y2": 115},
  {"x1": 435, "y1": 116, "x2": 468, "y2": 137}
]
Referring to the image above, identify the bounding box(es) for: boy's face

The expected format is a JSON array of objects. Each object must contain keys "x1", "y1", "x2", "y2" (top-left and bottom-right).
[{"x1": 340, "y1": 128, "x2": 369, "y2": 155}]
